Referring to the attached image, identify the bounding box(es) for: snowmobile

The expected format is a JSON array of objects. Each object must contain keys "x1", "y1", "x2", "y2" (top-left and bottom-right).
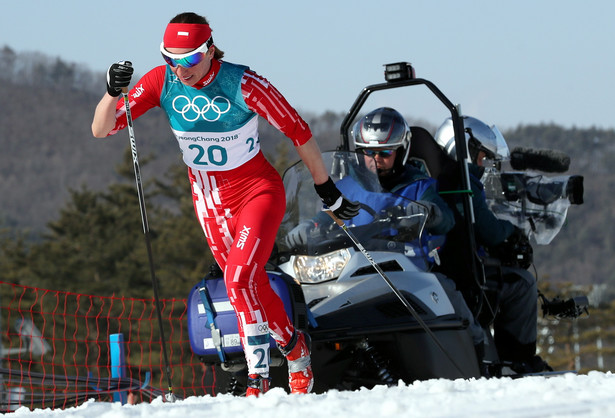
[
  {"x1": 188, "y1": 149, "x2": 482, "y2": 394},
  {"x1": 186, "y1": 62, "x2": 587, "y2": 394}
]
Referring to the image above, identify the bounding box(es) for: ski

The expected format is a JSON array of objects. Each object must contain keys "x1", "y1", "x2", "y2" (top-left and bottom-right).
[{"x1": 505, "y1": 370, "x2": 577, "y2": 379}]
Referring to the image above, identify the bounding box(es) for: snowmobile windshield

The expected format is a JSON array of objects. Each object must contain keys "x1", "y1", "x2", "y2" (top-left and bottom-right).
[{"x1": 277, "y1": 151, "x2": 435, "y2": 266}]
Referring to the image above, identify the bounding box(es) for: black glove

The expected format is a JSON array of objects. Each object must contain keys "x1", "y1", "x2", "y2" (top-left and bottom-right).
[
  {"x1": 106, "y1": 61, "x2": 133, "y2": 97},
  {"x1": 406, "y1": 200, "x2": 443, "y2": 228},
  {"x1": 285, "y1": 221, "x2": 316, "y2": 248},
  {"x1": 314, "y1": 177, "x2": 360, "y2": 220}
]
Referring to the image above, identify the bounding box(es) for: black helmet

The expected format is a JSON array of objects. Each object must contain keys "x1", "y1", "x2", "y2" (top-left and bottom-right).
[{"x1": 352, "y1": 107, "x2": 412, "y2": 165}]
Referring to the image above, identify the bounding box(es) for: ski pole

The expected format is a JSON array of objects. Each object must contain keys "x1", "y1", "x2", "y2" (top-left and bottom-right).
[
  {"x1": 324, "y1": 209, "x2": 466, "y2": 376},
  {"x1": 121, "y1": 88, "x2": 176, "y2": 402}
]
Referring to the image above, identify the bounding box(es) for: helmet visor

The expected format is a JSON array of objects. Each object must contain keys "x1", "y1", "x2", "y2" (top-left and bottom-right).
[{"x1": 490, "y1": 125, "x2": 510, "y2": 160}]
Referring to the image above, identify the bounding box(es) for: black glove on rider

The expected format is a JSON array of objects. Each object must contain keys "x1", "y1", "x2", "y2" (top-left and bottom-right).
[
  {"x1": 406, "y1": 200, "x2": 444, "y2": 229},
  {"x1": 106, "y1": 61, "x2": 133, "y2": 97},
  {"x1": 285, "y1": 221, "x2": 316, "y2": 248},
  {"x1": 314, "y1": 177, "x2": 360, "y2": 220}
]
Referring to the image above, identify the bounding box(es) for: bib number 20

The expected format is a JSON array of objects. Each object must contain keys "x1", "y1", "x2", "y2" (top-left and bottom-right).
[{"x1": 188, "y1": 144, "x2": 228, "y2": 167}]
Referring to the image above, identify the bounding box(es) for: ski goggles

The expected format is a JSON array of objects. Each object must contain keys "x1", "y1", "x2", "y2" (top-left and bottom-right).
[
  {"x1": 360, "y1": 148, "x2": 397, "y2": 158},
  {"x1": 160, "y1": 38, "x2": 212, "y2": 68}
]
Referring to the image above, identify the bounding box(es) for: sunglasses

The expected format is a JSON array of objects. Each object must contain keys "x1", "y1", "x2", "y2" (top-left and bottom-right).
[
  {"x1": 361, "y1": 149, "x2": 396, "y2": 157},
  {"x1": 160, "y1": 38, "x2": 212, "y2": 68}
]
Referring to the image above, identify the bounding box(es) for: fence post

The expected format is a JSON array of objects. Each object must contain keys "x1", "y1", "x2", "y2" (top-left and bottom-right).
[
  {"x1": 573, "y1": 320, "x2": 581, "y2": 371},
  {"x1": 109, "y1": 333, "x2": 127, "y2": 404},
  {"x1": 596, "y1": 326, "x2": 604, "y2": 370},
  {"x1": 7, "y1": 387, "x2": 26, "y2": 411}
]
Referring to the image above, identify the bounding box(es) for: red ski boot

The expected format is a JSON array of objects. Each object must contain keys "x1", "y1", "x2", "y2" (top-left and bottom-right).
[
  {"x1": 279, "y1": 331, "x2": 313, "y2": 394},
  {"x1": 246, "y1": 374, "x2": 270, "y2": 397}
]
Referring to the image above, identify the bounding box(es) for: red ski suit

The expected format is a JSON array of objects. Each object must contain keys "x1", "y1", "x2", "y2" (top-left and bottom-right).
[{"x1": 109, "y1": 59, "x2": 311, "y2": 375}]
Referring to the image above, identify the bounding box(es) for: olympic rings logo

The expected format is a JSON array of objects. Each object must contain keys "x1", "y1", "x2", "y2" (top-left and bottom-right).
[{"x1": 172, "y1": 95, "x2": 231, "y2": 122}]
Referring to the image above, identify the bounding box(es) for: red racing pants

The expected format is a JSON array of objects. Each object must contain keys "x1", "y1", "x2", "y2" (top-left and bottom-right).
[{"x1": 188, "y1": 152, "x2": 294, "y2": 376}]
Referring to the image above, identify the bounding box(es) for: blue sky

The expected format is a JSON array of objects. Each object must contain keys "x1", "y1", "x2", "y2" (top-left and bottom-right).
[{"x1": 2, "y1": 0, "x2": 613, "y2": 130}]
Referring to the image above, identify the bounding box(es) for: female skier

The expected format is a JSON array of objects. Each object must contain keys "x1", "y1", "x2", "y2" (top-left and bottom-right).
[{"x1": 91, "y1": 11, "x2": 359, "y2": 396}]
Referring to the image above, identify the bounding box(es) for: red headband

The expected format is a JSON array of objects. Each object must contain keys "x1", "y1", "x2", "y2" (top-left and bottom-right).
[{"x1": 163, "y1": 23, "x2": 212, "y2": 49}]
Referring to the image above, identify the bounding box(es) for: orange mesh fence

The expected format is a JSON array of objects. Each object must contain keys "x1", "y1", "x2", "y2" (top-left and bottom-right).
[{"x1": 0, "y1": 281, "x2": 219, "y2": 412}]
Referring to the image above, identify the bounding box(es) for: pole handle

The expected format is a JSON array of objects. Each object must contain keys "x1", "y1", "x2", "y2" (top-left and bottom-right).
[
  {"x1": 121, "y1": 87, "x2": 129, "y2": 94},
  {"x1": 324, "y1": 209, "x2": 345, "y2": 227}
]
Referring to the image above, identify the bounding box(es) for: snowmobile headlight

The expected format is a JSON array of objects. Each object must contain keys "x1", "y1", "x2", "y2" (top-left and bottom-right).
[{"x1": 292, "y1": 249, "x2": 351, "y2": 284}]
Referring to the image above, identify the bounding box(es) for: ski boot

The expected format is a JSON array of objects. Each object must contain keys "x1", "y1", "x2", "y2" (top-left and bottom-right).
[
  {"x1": 246, "y1": 374, "x2": 271, "y2": 397},
  {"x1": 510, "y1": 355, "x2": 554, "y2": 374},
  {"x1": 279, "y1": 330, "x2": 313, "y2": 394}
]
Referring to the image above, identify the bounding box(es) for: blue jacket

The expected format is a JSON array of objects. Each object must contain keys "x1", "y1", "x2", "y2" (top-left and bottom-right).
[{"x1": 335, "y1": 162, "x2": 455, "y2": 236}]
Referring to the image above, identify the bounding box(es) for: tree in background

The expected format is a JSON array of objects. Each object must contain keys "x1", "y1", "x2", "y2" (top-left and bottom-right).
[
  {"x1": 0, "y1": 139, "x2": 313, "y2": 299},
  {"x1": 0, "y1": 148, "x2": 212, "y2": 299}
]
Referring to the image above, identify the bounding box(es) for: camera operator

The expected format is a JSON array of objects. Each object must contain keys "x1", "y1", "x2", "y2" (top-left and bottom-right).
[{"x1": 433, "y1": 116, "x2": 552, "y2": 374}]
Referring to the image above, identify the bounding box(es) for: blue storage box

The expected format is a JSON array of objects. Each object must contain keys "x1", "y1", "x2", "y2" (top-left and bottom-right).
[{"x1": 187, "y1": 271, "x2": 307, "y2": 364}]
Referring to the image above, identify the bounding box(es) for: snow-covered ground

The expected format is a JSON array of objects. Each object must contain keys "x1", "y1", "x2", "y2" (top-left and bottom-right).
[{"x1": 12, "y1": 371, "x2": 615, "y2": 417}]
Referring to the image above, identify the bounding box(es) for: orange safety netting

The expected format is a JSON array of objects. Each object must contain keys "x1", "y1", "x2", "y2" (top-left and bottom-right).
[{"x1": 0, "y1": 281, "x2": 219, "y2": 411}]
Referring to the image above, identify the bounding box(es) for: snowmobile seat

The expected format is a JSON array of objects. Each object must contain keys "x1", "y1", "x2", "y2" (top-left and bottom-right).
[{"x1": 407, "y1": 126, "x2": 460, "y2": 192}]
